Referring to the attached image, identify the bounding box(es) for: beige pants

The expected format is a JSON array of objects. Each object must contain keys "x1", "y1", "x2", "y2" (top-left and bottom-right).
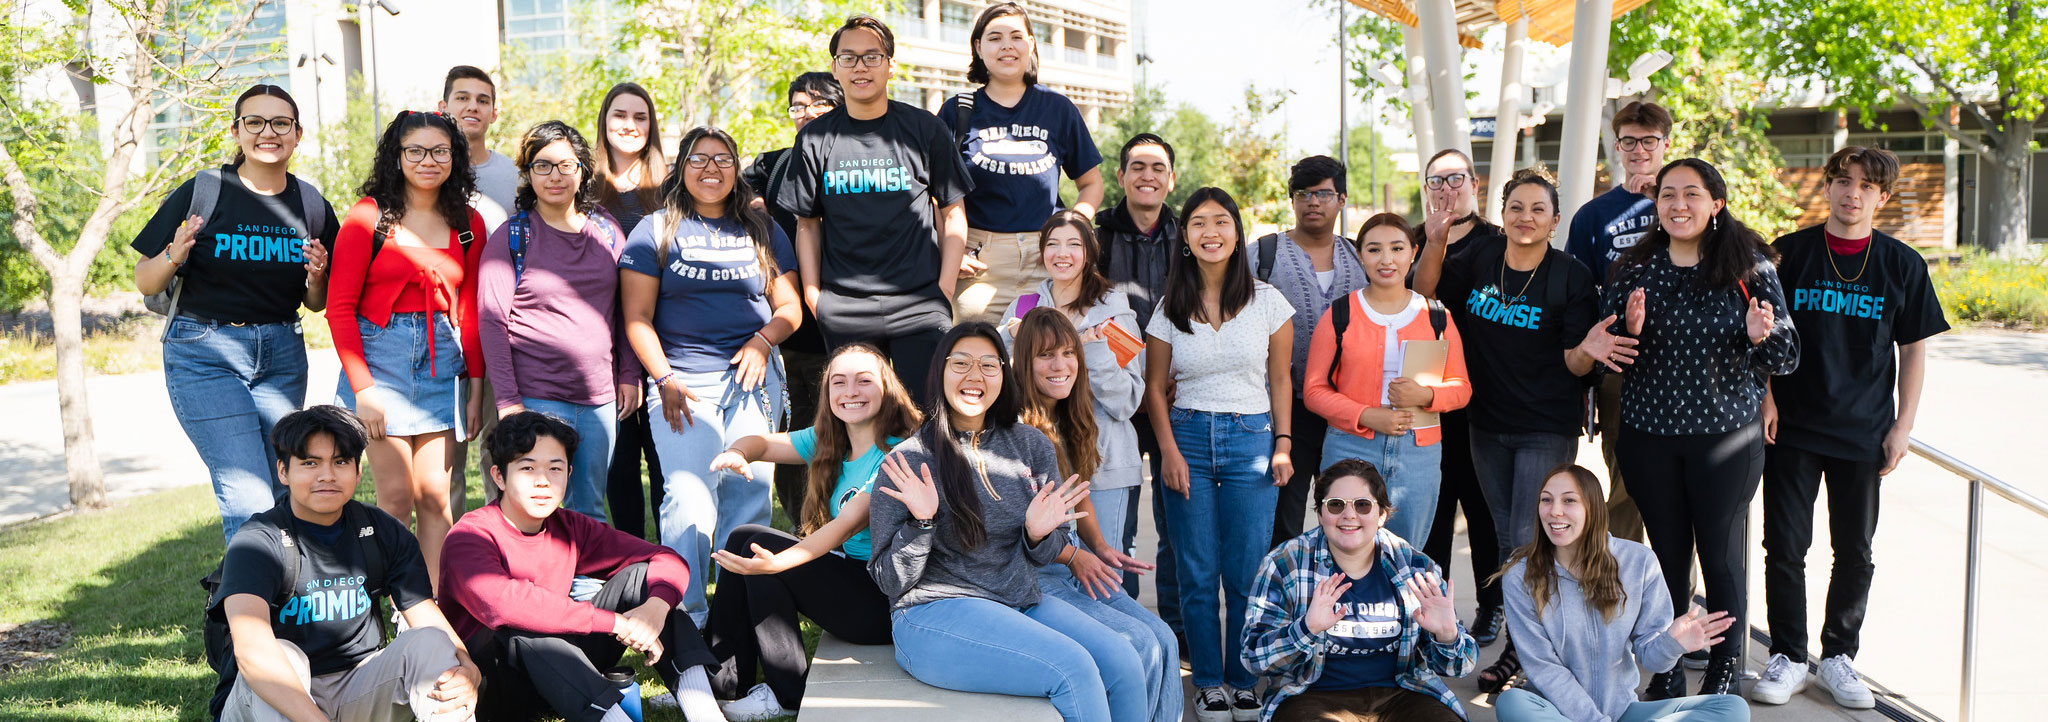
[
  {"x1": 1598, "y1": 373, "x2": 1647, "y2": 543},
  {"x1": 222, "y1": 628, "x2": 474, "y2": 722},
  {"x1": 952, "y1": 228, "x2": 1048, "y2": 326}
]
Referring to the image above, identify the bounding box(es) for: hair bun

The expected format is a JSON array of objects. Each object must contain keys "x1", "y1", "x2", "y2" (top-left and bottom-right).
[{"x1": 1511, "y1": 166, "x2": 1557, "y2": 185}]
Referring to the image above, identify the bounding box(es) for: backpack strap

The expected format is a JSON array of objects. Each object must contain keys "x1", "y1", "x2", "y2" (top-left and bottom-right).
[
  {"x1": 588, "y1": 212, "x2": 624, "y2": 251},
  {"x1": 509, "y1": 211, "x2": 531, "y2": 284},
  {"x1": 952, "y1": 91, "x2": 976, "y2": 150},
  {"x1": 345, "y1": 502, "x2": 387, "y2": 599},
  {"x1": 1255, "y1": 233, "x2": 1280, "y2": 283},
  {"x1": 1428, "y1": 298, "x2": 1448, "y2": 340},
  {"x1": 291, "y1": 175, "x2": 328, "y2": 242},
  {"x1": 1326, "y1": 290, "x2": 1355, "y2": 389},
  {"x1": 1545, "y1": 250, "x2": 1568, "y2": 313}
]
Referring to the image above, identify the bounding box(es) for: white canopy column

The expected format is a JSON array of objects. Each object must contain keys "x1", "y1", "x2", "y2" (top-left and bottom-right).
[
  {"x1": 1416, "y1": 0, "x2": 1470, "y2": 158},
  {"x1": 1554, "y1": 0, "x2": 1615, "y2": 248},
  {"x1": 1403, "y1": 24, "x2": 1437, "y2": 160},
  {"x1": 1486, "y1": 16, "x2": 1529, "y2": 222}
]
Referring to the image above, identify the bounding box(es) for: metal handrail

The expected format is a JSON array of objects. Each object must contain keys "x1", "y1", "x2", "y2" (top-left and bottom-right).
[{"x1": 1910, "y1": 437, "x2": 2047, "y2": 722}]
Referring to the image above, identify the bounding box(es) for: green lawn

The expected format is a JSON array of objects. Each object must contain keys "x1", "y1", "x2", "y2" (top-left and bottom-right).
[{"x1": 0, "y1": 453, "x2": 811, "y2": 721}]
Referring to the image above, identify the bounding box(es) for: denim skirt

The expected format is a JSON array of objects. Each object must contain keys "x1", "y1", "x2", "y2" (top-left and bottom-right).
[{"x1": 334, "y1": 311, "x2": 463, "y2": 437}]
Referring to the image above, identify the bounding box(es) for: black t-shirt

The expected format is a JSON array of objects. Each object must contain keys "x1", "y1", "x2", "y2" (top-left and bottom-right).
[
  {"x1": 1770, "y1": 226, "x2": 1949, "y2": 459},
  {"x1": 1439, "y1": 236, "x2": 1600, "y2": 435},
  {"x1": 775, "y1": 101, "x2": 974, "y2": 299},
  {"x1": 216, "y1": 501, "x2": 433, "y2": 675},
  {"x1": 745, "y1": 147, "x2": 799, "y2": 240},
  {"x1": 130, "y1": 166, "x2": 340, "y2": 323}
]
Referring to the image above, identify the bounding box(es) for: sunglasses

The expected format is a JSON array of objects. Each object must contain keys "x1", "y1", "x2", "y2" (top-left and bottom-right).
[{"x1": 1320, "y1": 497, "x2": 1380, "y2": 516}]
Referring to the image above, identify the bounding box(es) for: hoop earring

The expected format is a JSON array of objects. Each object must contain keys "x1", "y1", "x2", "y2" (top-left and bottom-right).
[{"x1": 1182, "y1": 244, "x2": 1192, "y2": 257}]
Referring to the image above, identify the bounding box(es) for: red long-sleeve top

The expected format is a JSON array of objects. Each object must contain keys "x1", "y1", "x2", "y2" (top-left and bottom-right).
[
  {"x1": 439, "y1": 504, "x2": 690, "y2": 641},
  {"x1": 326, "y1": 198, "x2": 488, "y2": 392}
]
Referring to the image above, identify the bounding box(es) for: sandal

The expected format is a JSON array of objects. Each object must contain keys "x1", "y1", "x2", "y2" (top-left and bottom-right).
[{"x1": 1477, "y1": 645, "x2": 1521, "y2": 694}]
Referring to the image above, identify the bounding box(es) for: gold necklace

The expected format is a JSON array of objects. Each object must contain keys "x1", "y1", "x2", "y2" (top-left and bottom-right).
[
  {"x1": 1827, "y1": 234, "x2": 1873, "y2": 282},
  {"x1": 1500, "y1": 250, "x2": 1543, "y2": 300}
]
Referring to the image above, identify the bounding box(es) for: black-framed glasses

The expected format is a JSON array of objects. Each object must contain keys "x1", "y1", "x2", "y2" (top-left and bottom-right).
[
  {"x1": 945, "y1": 354, "x2": 1003, "y2": 377},
  {"x1": 1291, "y1": 189, "x2": 1341, "y2": 204},
  {"x1": 787, "y1": 100, "x2": 838, "y2": 119},
  {"x1": 1423, "y1": 173, "x2": 1470, "y2": 190},
  {"x1": 684, "y1": 153, "x2": 738, "y2": 169},
  {"x1": 833, "y1": 52, "x2": 890, "y2": 68},
  {"x1": 1617, "y1": 135, "x2": 1666, "y2": 152},
  {"x1": 236, "y1": 115, "x2": 298, "y2": 135},
  {"x1": 527, "y1": 160, "x2": 582, "y2": 176},
  {"x1": 1320, "y1": 497, "x2": 1380, "y2": 516},
  {"x1": 402, "y1": 146, "x2": 453, "y2": 164}
]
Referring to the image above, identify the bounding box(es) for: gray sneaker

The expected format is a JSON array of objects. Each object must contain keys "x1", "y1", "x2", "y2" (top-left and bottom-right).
[{"x1": 1817, "y1": 655, "x2": 1877, "y2": 709}]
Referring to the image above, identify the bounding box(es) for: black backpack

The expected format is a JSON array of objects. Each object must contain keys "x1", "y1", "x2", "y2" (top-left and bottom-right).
[
  {"x1": 1325, "y1": 290, "x2": 1448, "y2": 389},
  {"x1": 144, "y1": 167, "x2": 331, "y2": 320},
  {"x1": 199, "y1": 502, "x2": 387, "y2": 719}
]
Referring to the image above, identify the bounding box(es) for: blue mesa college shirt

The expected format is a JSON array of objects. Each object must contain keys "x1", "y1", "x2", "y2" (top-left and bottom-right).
[
  {"x1": 617, "y1": 213, "x2": 796, "y2": 374},
  {"x1": 1566, "y1": 185, "x2": 1657, "y2": 286},
  {"x1": 941, "y1": 85, "x2": 1102, "y2": 233}
]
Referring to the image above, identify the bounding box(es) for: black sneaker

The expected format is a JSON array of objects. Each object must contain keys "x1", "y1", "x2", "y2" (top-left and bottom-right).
[
  {"x1": 1193, "y1": 686, "x2": 1230, "y2": 722},
  {"x1": 1471, "y1": 603, "x2": 1506, "y2": 647},
  {"x1": 1697, "y1": 652, "x2": 1744, "y2": 696},
  {"x1": 1230, "y1": 687, "x2": 1260, "y2": 722},
  {"x1": 1682, "y1": 648, "x2": 1710, "y2": 670},
  {"x1": 1644, "y1": 667, "x2": 1687, "y2": 701}
]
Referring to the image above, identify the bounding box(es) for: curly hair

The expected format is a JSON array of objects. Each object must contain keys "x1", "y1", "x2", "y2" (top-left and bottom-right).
[
  {"x1": 357, "y1": 111, "x2": 477, "y2": 238},
  {"x1": 513, "y1": 120, "x2": 600, "y2": 215},
  {"x1": 662, "y1": 126, "x2": 777, "y2": 279}
]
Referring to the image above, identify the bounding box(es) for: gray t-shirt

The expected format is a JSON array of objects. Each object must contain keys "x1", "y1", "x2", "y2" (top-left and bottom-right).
[{"x1": 472, "y1": 150, "x2": 518, "y2": 234}]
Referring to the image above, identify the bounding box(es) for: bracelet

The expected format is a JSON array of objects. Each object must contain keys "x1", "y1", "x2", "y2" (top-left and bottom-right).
[
  {"x1": 655, "y1": 371, "x2": 679, "y2": 389},
  {"x1": 1274, "y1": 434, "x2": 1293, "y2": 443},
  {"x1": 753, "y1": 331, "x2": 774, "y2": 347},
  {"x1": 910, "y1": 517, "x2": 935, "y2": 530},
  {"x1": 166, "y1": 254, "x2": 186, "y2": 268}
]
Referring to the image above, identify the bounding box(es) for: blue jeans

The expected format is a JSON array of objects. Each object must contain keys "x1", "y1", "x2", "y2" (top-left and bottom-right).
[
  {"x1": 1038, "y1": 564, "x2": 1182, "y2": 722},
  {"x1": 161, "y1": 317, "x2": 307, "y2": 543},
  {"x1": 1470, "y1": 428, "x2": 1581, "y2": 561},
  {"x1": 520, "y1": 397, "x2": 618, "y2": 523},
  {"x1": 1162, "y1": 408, "x2": 1276, "y2": 690},
  {"x1": 1495, "y1": 688, "x2": 1750, "y2": 722},
  {"x1": 1323, "y1": 427, "x2": 1444, "y2": 549},
  {"x1": 646, "y1": 362, "x2": 783, "y2": 625},
  {"x1": 1090, "y1": 486, "x2": 1135, "y2": 563},
  {"x1": 892, "y1": 595, "x2": 1148, "y2": 722}
]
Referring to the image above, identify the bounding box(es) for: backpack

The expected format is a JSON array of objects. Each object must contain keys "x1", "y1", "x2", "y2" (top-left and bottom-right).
[
  {"x1": 1325, "y1": 290, "x2": 1447, "y2": 389},
  {"x1": 199, "y1": 502, "x2": 387, "y2": 720},
  {"x1": 508, "y1": 210, "x2": 624, "y2": 284},
  {"x1": 1254, "y1": 233, "x2": 1281, "y2": 282},
  {"x1": 369, "y1": 215, "x2": 474, "y2": 266},
  {"x1": 951, "y1": 91, "x2": 977, "y2": 151},
  {"x1": 145, "y1": 168, "x2": 331, "y2": 317}
]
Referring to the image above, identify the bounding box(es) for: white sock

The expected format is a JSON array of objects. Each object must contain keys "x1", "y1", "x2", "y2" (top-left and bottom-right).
[
  {"x1": 675, "y1": 666, "x2": 727, "y2": 722},
  {"x1": 599, "y1": 703, "x2": 633, "y2": 722}
]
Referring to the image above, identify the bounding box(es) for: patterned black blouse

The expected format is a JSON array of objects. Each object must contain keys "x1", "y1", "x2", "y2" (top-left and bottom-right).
[{"x1": 1601, "y1": 249, "x2": 1800, "y2": 435}]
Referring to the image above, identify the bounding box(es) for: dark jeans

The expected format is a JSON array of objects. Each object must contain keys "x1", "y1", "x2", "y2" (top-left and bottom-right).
[
  {"x1": 607, "y1": 406, "x2": 664, "y2": 541},
  {"x1": 1135, "y1": 412, "x2": 1180, "y2": 633},
  {"x1": 1272, "y1": 401, "x2": 1328, "y2": 547},
  {"x1": 1763, "y1": 443, "x2": 1881, "y2": 663},
  {"x1": 469, "y1": 562, "x2": 717, "y2": 722},
  {"x1": 1425, "y1": 411, "x2": 1502, "y2": 611},
  {"x1": 1620, "y1": 421, "x2": 1765, "y2": 658},
  {"x1": 1469, "y1": 427, "x2": 1581, "y2": 561},
  {"x1": 706, "y1": 525, "x2": 892, "y2": 709},
  {"x1": 771, "y1": 349, "x2": 829, "y2": 521}
]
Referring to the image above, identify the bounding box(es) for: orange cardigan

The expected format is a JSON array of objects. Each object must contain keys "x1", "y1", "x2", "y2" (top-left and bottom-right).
[{"x1": 1303, "y1": 291, "x2": 1471, "y2": 447}]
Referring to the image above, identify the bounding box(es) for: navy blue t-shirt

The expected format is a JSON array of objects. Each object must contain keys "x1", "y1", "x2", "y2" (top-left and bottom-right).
[
  {"x1": 1312, "y1": 564, "x2": 1404, "y2": 691},
  {"x1": 1566, "y1": 185, "x2": 1656, "y2": 286},
  {"x1": 940, "y1": 85, "x2": 1102, "y2": 232},
  {"x1": 618, "y1": 212, "x2": 798, "y2": 374}
]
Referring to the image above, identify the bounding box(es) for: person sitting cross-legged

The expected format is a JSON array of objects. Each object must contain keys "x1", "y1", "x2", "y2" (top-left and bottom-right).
[{"x1": 438, "y1": 411, "x2": 729, "y2": 722}]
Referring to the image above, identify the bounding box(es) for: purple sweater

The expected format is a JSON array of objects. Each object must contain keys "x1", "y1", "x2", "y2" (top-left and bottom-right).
[{"x1": 479, "y1": 210, "x2": 641, "y2": 409}]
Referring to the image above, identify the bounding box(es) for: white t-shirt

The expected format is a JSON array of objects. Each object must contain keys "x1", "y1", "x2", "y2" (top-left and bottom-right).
[
  {"x1": 1315, "y1": 268, "x2": 1336, "y2": 292},
  {"x1": 471, "y1": 150, "x2": 518, "y2": 234},
  {"x1": 1146, "y1": 282, "x2": 1296, "y2": 414},
  {"x1": 1359, "y1": 290, "x2": 1425, "y2": 405}
]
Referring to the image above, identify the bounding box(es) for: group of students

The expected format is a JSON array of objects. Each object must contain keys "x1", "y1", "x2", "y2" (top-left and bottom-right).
[{"x1": 134, "y1": 5, "x2": 1946, "y2": 722}]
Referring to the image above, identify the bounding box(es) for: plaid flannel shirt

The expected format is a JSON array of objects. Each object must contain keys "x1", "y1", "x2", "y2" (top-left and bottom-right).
[{"x1": 1241, "y1": 527, "x2": 1479, "y2": 721}]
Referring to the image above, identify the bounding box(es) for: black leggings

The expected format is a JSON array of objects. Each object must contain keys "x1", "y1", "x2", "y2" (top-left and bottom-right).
[
  {"x1": 705, "y1": 524, "x2": 892, "y2": 710},
  {"x1": 1425, "y1": 411, "x2": 1503, "y2": 610},
  {"x1": 1620, "y1": 421, "x2": 1765, "y2": 658},
  {"x1": 607, "y1": 406, "x2": 663, "y2": 541},
  {"x1": 469, "y1": 562, "x2": 717, "y2": 722}
]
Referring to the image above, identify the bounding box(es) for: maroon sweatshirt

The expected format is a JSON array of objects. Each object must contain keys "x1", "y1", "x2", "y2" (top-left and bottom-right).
[{"x1": 440, "y1": 504, "x2": 688, "y2": 641}]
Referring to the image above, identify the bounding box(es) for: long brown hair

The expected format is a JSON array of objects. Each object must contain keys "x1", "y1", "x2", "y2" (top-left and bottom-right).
[
  {"x1": 1011, "y1": 308, "x2": 1101, "y2": 481},
  {"x1": 664, "y1": 127, "x2": 778, "y2": 280},
  {"x1": 1038, "y1": 210, "x2": 1112, "y2": 316},
  {"x1": 799, "y1": 344, "x2": 923, "y2": 536},
  {"x1": 1491, "y1": 464, "x2": 1627, "y2": 623},
  {"x1": 593, "y1": 82, "x2": 665, "y2": 213}
]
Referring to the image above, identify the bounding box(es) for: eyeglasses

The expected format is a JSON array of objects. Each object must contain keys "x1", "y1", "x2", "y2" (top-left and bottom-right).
[
  {"x1": 1423, "y1": 173, "x2": 1470, "y2": 190},
  {"x1": 833, "y1": 52, "x2": 890, "y2": 68},
  {"x1": 236, "y1": 115, "x2": 298, "y2": 135},
  {"x1": 402, "y1": 146, "x2": 454, "y2": 164},
  {"x1": 787, "y1": 100, "x2": 838, "y2": 119},
  {"x1": 945, "y1": 354, "x2": 1003, "y2": 377},
  {"x1": 684, "y1": 153, "x2": 738, "y2": 169},
  {"x1": 1291, "y1": 189, "x2": 1341, "y2": 204},
  {"x1": 1617, "y1": 135, "x2": 1666, "y2": 152},
  {"x1": 527, "y1": 160, "x2": 582, "y2": 176},
  {"x1": 1320, "y1": 497, "x2": 1380, "y2": 516}
]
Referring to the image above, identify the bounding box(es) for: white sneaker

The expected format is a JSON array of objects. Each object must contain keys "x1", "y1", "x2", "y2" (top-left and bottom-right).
[
  {"x1": 720, "y1": 683, "x2": 789, "y2": 721},
  {"x1": 1193, "y1": 686, "x2": 1231, "y2": 722},
  {"x1": 644, "y1": 692, "x2": 679, "y2": 712},
  {"x1": 1748, "y1": 653, "x2": 1810, "y2": 704},
  {"x1": 1818, "y1": 655, "x2": 1877, "y2": 709}
]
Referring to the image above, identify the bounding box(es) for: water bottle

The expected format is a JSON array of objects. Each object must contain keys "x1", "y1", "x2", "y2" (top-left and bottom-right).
[{"x1": 603, "y1": 667, "x2": 643, "y2": 722}]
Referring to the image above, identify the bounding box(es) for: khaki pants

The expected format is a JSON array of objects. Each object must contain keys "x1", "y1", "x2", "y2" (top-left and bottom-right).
[
  {"x1": 952, "y1": 228, "x2": 1047, "y2": 326},
  {"x1": 222, "y1": 628, "x2": 473, "y2": 722},
  {"x1": 1598, "y1": 373, "x2": 1647, "y2": 542}
]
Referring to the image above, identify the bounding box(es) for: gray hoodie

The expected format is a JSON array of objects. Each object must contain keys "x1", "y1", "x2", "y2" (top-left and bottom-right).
[
  {"x1": 1502, "y1": 535, "x2": 1688, "y2": 722},
  {"x1": 998, "y1": 281, "x2": 1146, "y2": 490},
  {"x1": 868, "y1": 423, "x2": 1071, "y2": 612}
]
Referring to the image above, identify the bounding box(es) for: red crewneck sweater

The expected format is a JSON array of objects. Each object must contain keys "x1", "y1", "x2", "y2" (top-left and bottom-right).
[{"x1": 439, "y1": 504, "x2": 688, "y2": 641}]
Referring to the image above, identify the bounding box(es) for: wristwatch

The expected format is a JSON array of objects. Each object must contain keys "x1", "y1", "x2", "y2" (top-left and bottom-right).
[{"x1": 911, "y1": 517, "x2": 935, "y2": 530}]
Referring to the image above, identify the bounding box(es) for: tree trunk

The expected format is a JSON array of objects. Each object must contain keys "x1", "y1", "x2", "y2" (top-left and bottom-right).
[
  {"x1": 1980, "y1": 117, "x2": 2035, "y2": 257},
  {"x1": 47, "y1": 269, "x2": 107, "y2": 510}
]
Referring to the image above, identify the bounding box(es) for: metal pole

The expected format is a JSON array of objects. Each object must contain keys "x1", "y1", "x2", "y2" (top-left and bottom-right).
[
  {"x1": 1486, "y1": 17, "x2": 1528, "y2": 224},
  {"x1": 1961, "y1": 479, "x2": 1983, "y2": 722},
  {"x1": 1338, "y1": 3, "x2": 1349, "y2": 234},
  {"x1": 367, "y1": 2, "x2": 381, "y2": 122}
]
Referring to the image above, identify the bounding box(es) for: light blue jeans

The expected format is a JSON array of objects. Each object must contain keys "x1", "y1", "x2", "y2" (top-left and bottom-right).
[
  {"x1": 1039, "y1": 560, "x2": 1182, "y2": 722},
  {"x1": 1090, "y1": 485, "x2": 1136, "y2": 561},
  {"x1": 519, "y1": 397, "x2": 617, "y2": 523},
  {"x1": 1496, "y1": 687, "x2": 1751, "y2": 722},
  {"x1": 646, "y1": 362, "x2": 782, "y2": 625},
  {"x1": 892, "y1": 595, "x2": 1148, "y2": 722},
  {"x1": 161, "y1": 317, "x2": 307, "y2": 543},
  {"x1": 1162, "y1": 407, "x2": 1276, "y2": 690},
  {"x1": 1324, "y1": 427, "x2": 1444, "y2": 549}
]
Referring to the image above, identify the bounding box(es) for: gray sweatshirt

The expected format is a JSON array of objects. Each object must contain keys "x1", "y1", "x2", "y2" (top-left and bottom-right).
[
  {"x1": 868, "y1": 423, "x2": 1071, "y2": 612},
  {"x1": 1502, "y1": 536, "x2": 1688, "y2": 722},
  {"x1": 998, "y1": 282, "x2": 1146, "y2": 490}
]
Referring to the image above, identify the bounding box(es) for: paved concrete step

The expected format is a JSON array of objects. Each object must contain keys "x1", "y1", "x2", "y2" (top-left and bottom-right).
[{"x1": 798, "y1": 632, "x2": 1061, "y2": 722}]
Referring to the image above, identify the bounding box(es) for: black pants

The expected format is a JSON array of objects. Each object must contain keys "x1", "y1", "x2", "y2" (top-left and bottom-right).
[
  {"x1": 470, "y1": 562, "x2": 717, "y2": 722},
  {"x1": 607, "y1": 407, "x2": 664, "y2": 541},
  {"x1": 1136, "y1": 412, "x2": 1180, "y2": 632},
  {"x1": 1620, "y1": 421, "x2": 1765, "y2": 658},
  {"x1": 706, "y1": 524, "x2": 892, "y2": 710},
  {"x1": 1424, "y1": 411, "x2": 1503, "y2": 610},
  {"x1": 773, "y1": 349, "x2": 830, "y2": 521},
  {"x1": 1763, "y1": 443, "x2": 1881, "y2": 663},
  {"x1": 1271, "y1": 401, "x2": 1327, "y2": 547},
  {"x1": 817, "y1": 292, "x2": 949, "y2": 408}
]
